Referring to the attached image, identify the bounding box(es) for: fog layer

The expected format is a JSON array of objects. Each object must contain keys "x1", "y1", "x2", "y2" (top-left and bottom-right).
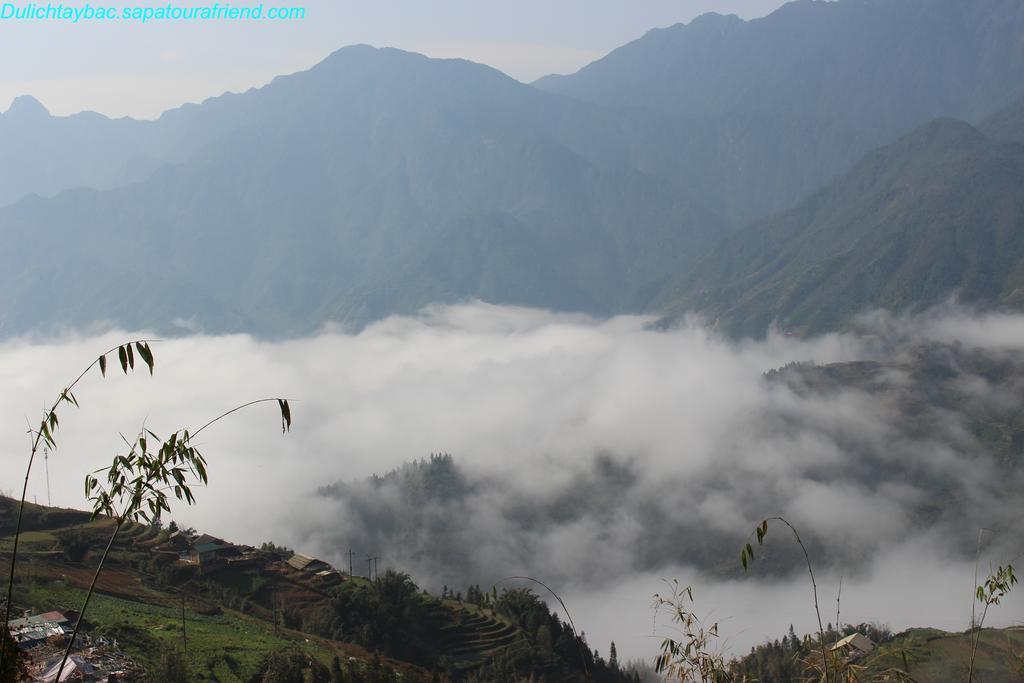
[{"x1": 1, "y1": 303, "x2": 1020, "y2": 658}]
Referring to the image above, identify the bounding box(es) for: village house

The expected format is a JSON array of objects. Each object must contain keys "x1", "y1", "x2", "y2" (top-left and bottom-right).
[
  {"x1": 831, "y1": 633, "x2": 875, "y2": 661},
  {"x1": 36, "y1": 653, "x2": 96, "y2": 681},
  {"x1": 188, "y1": 535, "x2": 240, "y2": 565},
  {"x1": 7, "y1": 611, "x2": 70, "y2": 649},
  {"x1": 286, "y1": 552, "x2": 331, "y2": 573},
  {"x1": 314, "y1": 569, "x2": 343, "y2": 586},
  {"x1": 30, "y1": 637, "x2": 144, "y2": 682},
  {"x1": 189, "y1": 541, "x2": 239, "y2": 565},
  {"x1": 163, "y1": 530, "x2": 190, "y2": 551}
]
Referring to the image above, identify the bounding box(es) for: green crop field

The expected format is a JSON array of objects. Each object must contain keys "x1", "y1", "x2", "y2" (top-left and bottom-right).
[{"x1": 16, "y1": 579, "x2": 333, "y2": 682}]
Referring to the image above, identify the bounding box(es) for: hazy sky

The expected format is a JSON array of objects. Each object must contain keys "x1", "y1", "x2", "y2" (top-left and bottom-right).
[{"x1": 1, "y1": 0, "x2": 790, "y2": 118}]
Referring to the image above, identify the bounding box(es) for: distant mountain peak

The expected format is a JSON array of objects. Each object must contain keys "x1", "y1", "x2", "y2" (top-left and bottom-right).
[
  {"x1": 888, "y1": 117, "x2": 988, "y2": 155},
  {"x1": 4, "y1": 95, "x2": 49, "y2": 118},
  {"x1": 684, "y1": 11, "x2": 744, "y2": 28},
  {"x1": 309, "y1": 42, "x2": 512, "y2": 84}
]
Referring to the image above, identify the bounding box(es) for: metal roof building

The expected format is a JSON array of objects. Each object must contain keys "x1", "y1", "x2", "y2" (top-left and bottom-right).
[{"x1": 287, "y1": 553, "x2": 330, "y2": 572}]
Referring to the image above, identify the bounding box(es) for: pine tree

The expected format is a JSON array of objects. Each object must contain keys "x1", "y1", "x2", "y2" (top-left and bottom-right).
[{"x1": 609, "y1": 641, "x2": 618, "y2": 669}]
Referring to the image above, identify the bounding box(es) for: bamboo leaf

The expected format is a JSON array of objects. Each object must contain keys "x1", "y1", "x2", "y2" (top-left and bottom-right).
[
  {"x1": 126, "y1": 343, "x2": 135, "y2": 370},
  {"x1": 41, "y1": 420, "x2": 55, "y2": 448},
  {"x1": 136, "y1": 342, "x2": 155, "y2": 375},
  {"x1": 118, "y1": 346, "x2": 128, "y2": 374},
  {"x1": 99, "y1": 354, "x2": 107, "y2": 377},
  {"x1": 278, "y1": 398, "x2": 292, "y2": 433}
]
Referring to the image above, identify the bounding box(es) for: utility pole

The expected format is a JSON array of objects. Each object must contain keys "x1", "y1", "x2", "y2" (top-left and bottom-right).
[
  {"x1": 347, "y1": 548, "x2": 355, "y2": 577},
  {"x1": 366, "y1": 555, "x2": 373, "y2": 580}
]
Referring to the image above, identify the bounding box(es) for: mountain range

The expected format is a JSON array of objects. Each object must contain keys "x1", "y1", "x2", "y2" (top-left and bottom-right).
[
  {"x1": 0, "y1": 47, "x2": 723, "y2": 335},
  {"x1": 534, "y1": 0, "x2": 1024, "y2": 223},
  {"x1": 1, "y1": 0, "x2": 1023, "y2": 338},
  {"x1": 658, "y1": 105, "x2": 1024, "y2": 336}
]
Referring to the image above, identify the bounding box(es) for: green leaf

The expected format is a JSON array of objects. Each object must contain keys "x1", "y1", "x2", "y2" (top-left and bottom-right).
[
  {"x1": 40, "y1": 420, "x2": 55, "y2": 448},
  {"x1": 118, "y1": 345, "x2": 128, "y2": 374},
  {"x1": 99, "y1": 354, "x2": 107, "y2": 377},
  {"x1": 126, "y1": 343, "x2": 135, "y2": 370},
  {"x1": 278, "y1": 398, "x2": 292, "y2": 433},
  {"x1": 136, "y1": 342, "x2": 155, "y2": 375}
]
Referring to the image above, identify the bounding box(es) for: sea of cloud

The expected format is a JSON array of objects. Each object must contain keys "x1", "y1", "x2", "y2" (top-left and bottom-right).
[{"x1": 0, "y1": 302, "x2": 1020, "y2": 660}]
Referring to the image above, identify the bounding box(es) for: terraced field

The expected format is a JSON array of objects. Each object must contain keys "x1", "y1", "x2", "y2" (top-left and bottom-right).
[
  {"x1": 436, "y1": 605, "x2": 530, "y2": 668},
  {"x1": 0, "y1": 500, "x2": 425, "y2": 680},
  {"x1": 863, "y1": 627, "x2": 1024, "y2": 682},
  {"x1": 2, "y1": 498, "x2": 610, "y2": 681}
]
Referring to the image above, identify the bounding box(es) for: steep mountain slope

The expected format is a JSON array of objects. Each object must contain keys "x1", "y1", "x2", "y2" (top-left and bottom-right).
[
  {"x1": 0, "y1": 89, "x2": 258, "y2": 208},
  {"x1": 0, "y1": 46, "x2": 722, "y2": 336},
  {"x1": 862, "y1": 628, "x2": 1024, "y2": 683},
  {"x1": 0, "y1": 497, "x2": 622, "y2": 682},
  {"x1": 535, "y1": 0, "x2": 1024, "y2": 223},
  {"x1": 0, "y1": 96, "x2": 165, "y2": 208},
  {"x1": 981, "y1": 97, "x2": 1024, "y2": 144},
  {"x1": 5, "y1": 1, "x2": 1024, "y2": 337},
  {"x1": 656, "y1": 112, "x2": 1024, "y2": 337},
  {"x1": 8, "y1": 1, "x2": 1024, "y2": 228}
]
